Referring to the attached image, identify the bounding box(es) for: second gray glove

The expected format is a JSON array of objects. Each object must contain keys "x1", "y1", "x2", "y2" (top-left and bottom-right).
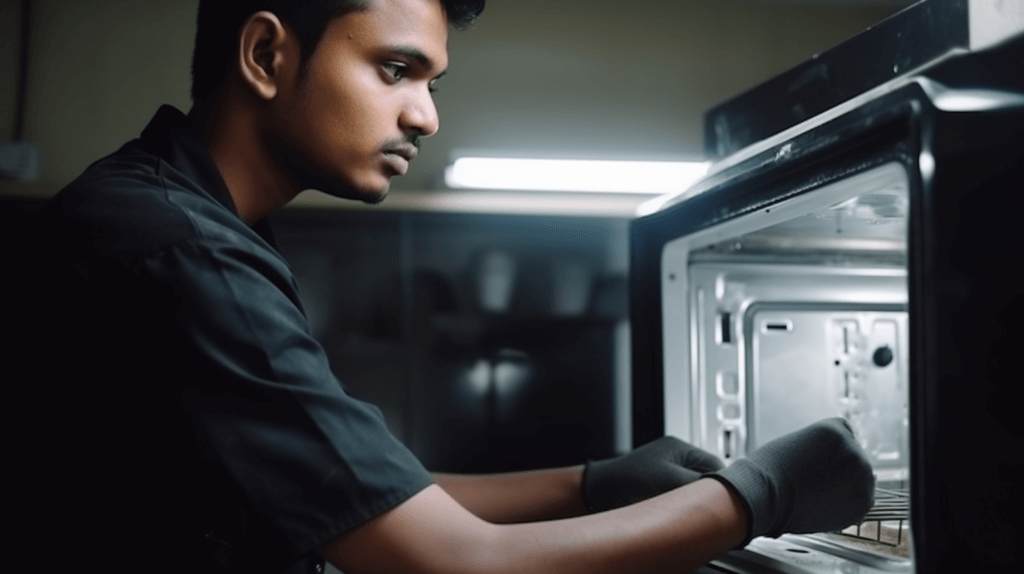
[
  {"x1": 704, "y1": 417, "x2": 875, "y2": 546},
  {"x1": 583, "y1": 435, "x2": 725, "y2": 513}
]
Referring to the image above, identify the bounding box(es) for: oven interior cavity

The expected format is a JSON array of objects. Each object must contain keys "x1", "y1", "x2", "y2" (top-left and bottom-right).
[{"x1": 660, "y1": 163, "x2": 912, "y2": 567}]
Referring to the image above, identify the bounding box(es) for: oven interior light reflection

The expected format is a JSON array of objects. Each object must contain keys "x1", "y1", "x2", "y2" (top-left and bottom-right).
[{"x1": 445, "y1": 157, "x2": 710, "y2": 194}]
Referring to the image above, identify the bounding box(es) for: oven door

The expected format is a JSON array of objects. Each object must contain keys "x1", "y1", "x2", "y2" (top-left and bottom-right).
[{"x1": 629, "y1": 33, "x2": 1024, "y2": 573}]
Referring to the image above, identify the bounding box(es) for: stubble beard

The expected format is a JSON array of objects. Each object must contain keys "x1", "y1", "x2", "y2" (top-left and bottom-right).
[{"x1": 269, "y1": 132, "x2": 392, "y2": 205}]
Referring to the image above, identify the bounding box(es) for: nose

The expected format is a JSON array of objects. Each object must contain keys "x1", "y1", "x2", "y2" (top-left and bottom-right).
[{"x1": 399, "y1": 85, "x2": 440, "y2": 138}]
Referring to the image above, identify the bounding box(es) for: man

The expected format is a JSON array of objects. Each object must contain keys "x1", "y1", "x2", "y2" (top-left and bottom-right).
[{"x1": 7, "y1": 1, "x2": 874, "y2": 572}]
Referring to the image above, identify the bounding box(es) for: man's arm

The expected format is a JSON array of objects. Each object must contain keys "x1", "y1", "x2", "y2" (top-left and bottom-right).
[
  {"x1": 321, "y1": 478, "x2": 747, "y2": 574},
  {"x1": 432, "y1": 435, "x2": 726, "y2": 523},
  {"x1": 324, "y1": 418, "x2": 875, "y2": 574},
  {"x1": 433, "y1": 466, "x2": 587, "y2": 523}
]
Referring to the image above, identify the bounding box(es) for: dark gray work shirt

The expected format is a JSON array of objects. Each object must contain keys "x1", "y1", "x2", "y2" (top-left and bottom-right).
[{"x1": 7, "y1": 105, "x2": 432, "y2": 573}]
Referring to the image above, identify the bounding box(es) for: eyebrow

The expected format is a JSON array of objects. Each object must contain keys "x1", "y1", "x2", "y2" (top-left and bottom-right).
[{"x1": 389, "y1": 45, "x2": 447, "y2": 78}]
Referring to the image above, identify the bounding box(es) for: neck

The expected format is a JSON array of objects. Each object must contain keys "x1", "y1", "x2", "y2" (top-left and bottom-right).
[{"x1": 191, "y1": 90, "x2": 301, "y2": 225}]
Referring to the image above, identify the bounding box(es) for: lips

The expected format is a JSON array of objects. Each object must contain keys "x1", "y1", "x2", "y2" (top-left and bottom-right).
[
  {"x1": 382, "y1": 143, "x2": 418, "y2": 176},
  {"x1": 384, "y1": 143, "x2": 418, "y2": 162}
]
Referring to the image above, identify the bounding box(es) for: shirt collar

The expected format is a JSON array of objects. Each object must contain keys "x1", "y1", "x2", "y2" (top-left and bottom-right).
[
  {"x1": 136, "y1": 105, "x2": 276, "y2": 244},
  {"x1": 138, "y1": 105, "x2": 236, "y2": 215}
]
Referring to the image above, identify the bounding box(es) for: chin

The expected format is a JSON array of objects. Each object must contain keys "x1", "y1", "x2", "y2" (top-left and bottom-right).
[
  {"x1": 358, "y1": 189, "x2": 389, "y2": 205},
  {"x1": 311, "y1": 176, "x2": 391, "y2": 205},
  {"x1": 356, "y1": 178, "x2": 391, "y2": 205}
]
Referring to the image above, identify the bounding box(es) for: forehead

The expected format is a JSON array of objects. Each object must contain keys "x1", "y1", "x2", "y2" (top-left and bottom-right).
[{"x1": 322, "y1": 0, "x2": 450, "y2": 70}]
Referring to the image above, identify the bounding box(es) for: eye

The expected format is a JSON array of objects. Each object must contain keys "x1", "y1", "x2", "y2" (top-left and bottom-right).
[{"x1": 382, "y1": 62, "x2": 406, "y2": 82}]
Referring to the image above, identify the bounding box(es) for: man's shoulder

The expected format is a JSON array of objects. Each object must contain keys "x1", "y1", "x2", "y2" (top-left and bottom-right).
[{"x1": 49, "y1": 142, "x2": 248, "y2": 258}]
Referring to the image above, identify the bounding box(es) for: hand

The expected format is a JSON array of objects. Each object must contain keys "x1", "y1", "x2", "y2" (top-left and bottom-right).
[
  {"x1": 583, "y1": 436, "x2": 725, "y2": 513},
  {"x1": 705, "y1": 417, "x2": 875, "y2": 546}
]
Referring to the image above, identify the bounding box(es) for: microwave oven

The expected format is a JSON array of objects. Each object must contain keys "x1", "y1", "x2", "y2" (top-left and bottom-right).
[{"x1": 628, "y1": 1, "x2": 1023, "y2": 572}]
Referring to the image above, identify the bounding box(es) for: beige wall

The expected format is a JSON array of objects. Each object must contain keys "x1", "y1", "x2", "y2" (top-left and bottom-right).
[
  {"x1": 11, "y1": 0, "x2": 196, "y2": 185},
  {"x1": 1, "y1": 0, "x2": 24, "y2": 141},
  {"x1": 2, "y1": 0, "x2": 910, "y2": 189}
]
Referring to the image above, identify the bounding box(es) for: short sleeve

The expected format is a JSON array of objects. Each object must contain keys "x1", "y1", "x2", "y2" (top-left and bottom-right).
[{"x1": 140, "y1": 235, "x2": 433, "y2": 555}]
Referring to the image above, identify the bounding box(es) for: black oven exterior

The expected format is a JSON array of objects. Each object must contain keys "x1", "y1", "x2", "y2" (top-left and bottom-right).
[{"x1": 629, "y1": 3, "x2": 1023, "y2": 571}]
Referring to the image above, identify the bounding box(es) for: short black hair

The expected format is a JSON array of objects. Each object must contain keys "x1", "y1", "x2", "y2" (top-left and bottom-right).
[{"x1": 190, "y1": 0, "x2": 485, "y2": 104}]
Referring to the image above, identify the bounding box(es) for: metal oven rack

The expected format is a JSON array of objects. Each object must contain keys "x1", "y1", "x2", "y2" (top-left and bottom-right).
[{"x1": 836, "y1": 485, "x2": 911, "y2": 559}]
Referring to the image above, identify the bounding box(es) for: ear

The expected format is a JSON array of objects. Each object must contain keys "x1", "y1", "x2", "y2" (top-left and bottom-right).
[{"x1": 237, "y1": 11, "x2": 298, "y2": 101}]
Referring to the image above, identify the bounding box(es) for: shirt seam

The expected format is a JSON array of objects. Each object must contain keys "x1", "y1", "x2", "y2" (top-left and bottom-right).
[{"x1": 154, "y1": 155, "x2": 210, "y2": 241}]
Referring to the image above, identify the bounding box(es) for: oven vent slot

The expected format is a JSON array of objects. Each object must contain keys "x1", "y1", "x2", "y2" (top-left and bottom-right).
[
  {"x1": 722, "y1": 427, "x2": 736, "y2": 460},
  {"x1": 719, "y1": 312, "x2": 732, "y2": 343}
]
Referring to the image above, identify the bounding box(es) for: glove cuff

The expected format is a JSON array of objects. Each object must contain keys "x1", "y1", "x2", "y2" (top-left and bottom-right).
[
  {"x1": 704, "y1": 460, "x2": 777, "y2": 547},
  {"x1": 580, "y1": 459, "x2": 601, "y2": 513}
]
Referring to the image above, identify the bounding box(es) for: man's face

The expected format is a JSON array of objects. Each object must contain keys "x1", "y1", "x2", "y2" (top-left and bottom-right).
[{"x1": 270, "y1": 0, "x2": 449, "y2": 203}]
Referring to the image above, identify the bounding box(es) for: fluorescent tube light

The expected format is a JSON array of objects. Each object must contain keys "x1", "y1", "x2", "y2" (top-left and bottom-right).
[{"x1": 445, "y1": 157, "x2": 709, "y2": 194}]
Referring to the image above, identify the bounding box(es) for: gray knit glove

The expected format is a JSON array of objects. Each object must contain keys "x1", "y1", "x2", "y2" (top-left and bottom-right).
[
  {"x1": 705, "y1": 418, "x2": 875, "y2": 546},
  {"x1": 583, "y1": 436, "x2": 725, "y2": 513}
]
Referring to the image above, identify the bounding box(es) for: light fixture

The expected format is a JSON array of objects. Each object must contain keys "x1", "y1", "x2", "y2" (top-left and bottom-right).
[{"x1": 445, "y1": 157, "x2": 709, "y2": 194}]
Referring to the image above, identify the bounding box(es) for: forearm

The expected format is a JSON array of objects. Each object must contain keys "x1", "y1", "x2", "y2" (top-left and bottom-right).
[
  {"x1": 487, "y1": 478, "x2": 746, "y2": 574},
  {"x1": 432, "y1": 465, "x2": 587, "y2": 523},
  {"x1": 323, "y1": 478, "x2": 747, "y2": 574}
]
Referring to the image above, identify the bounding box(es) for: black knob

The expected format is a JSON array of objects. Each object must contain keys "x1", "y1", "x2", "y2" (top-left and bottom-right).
[{"x1": 873, "y1": 345, "x2": 894, "y2": 367}]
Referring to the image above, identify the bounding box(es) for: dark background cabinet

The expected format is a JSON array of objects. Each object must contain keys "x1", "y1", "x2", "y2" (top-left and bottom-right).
[{"x1": 269, "y1": 208, "x2": 631, "y2": 472}]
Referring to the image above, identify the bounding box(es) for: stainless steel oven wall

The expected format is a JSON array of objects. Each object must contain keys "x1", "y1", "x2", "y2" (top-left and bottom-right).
[
  {"x1": 690, "y1": 270, "x2": 909, "y2": 473},
  {"x1": 659, "y1": 164, "x2": 909, "y2": 460}
]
